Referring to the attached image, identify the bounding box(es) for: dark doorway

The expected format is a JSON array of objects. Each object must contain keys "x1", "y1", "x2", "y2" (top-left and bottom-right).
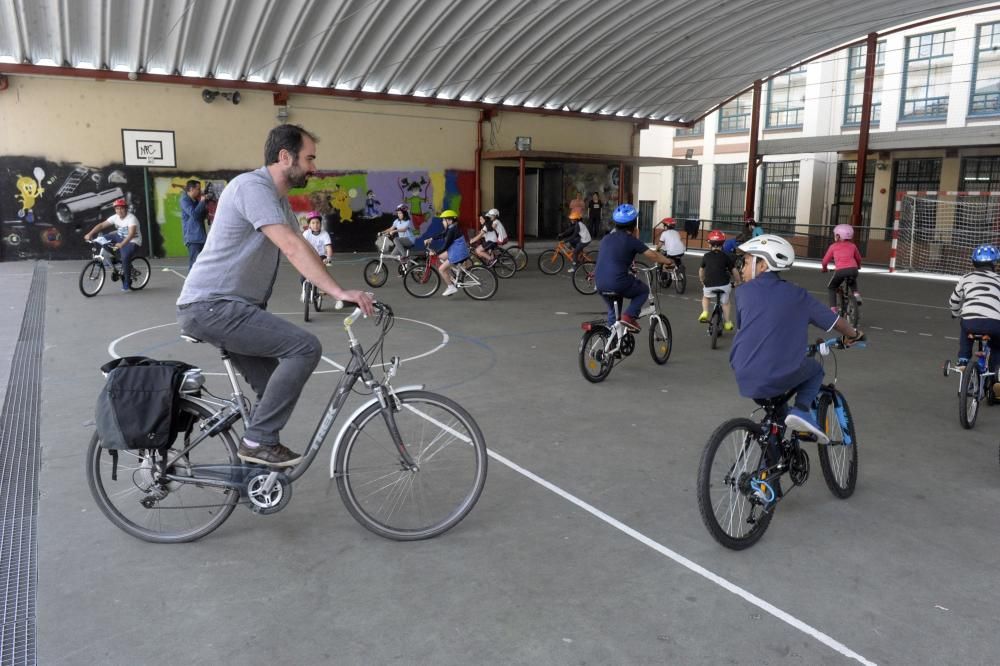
[
  {"x1": 493, "y1": 167, "x2": 519, "y2": 232},
  {"x1": 540, "y1": 166, "x2": 564, "y2": 238},
  {"x1": 494, "y1": 165, "x2": 565, "y2": 240}
]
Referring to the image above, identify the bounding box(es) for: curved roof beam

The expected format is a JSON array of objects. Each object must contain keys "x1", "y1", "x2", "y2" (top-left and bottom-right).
[
  {"x1": 323, "y1": 0, "x2": 391, "y2": 89},
  {"x1": 336, "y1": 0, "x2": 426, "y2": 90}
]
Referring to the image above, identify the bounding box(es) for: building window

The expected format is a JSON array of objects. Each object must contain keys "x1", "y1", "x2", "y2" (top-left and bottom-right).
[
  {"x1": 887, "y1": 158, "x2": 941, "y2": 238},
  {"x1": 712, "y1": 164, "x2": 746, "y2": 227},
  {"x1": 766, "y1": 68, "x2": 806, "y2": 128},
  {"x1": 718, "y1": 93, "x2": 754, "y2": 133},
  {"x1": 676, "y1": 120, "x2": 704, "y2": 137},
  {"x1": 672, "y1": 166, "x2": 702, "y2": 220},
  {"x1": 960, "y1": 156, "x2": 1000, "y2": 192},
  {"x1": 760, "y1": 162, "x2": 800, "y2": 235},
  {"x1": 970, "y1": 23, "x2": 1000, "y2": 116},
  {"x1": 844, "y1": 42, "x2": 885, "y2": 125},
  {"x1": 901, "y1": 30, "x2": 954, "y2": 121}
]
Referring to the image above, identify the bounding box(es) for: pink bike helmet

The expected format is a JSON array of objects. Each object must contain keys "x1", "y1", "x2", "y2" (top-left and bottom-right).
[{"x1": 833, "y1": 223, "x2": 854, "y2": 240}]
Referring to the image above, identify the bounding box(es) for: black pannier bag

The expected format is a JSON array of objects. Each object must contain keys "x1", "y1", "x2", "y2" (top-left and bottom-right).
[{"x1": 95, "y1": 356, "x2": 196, "y2": 450}]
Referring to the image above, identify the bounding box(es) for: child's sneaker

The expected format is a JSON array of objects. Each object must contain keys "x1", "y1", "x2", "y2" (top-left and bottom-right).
[
  {"x1": 723, "y1": 321, "x2": 734, "y2": 331},
  {"x1": 620, "y1": 314, "x2": 641, "y2": 332},
  {"x1": 441, "y1": 284, "x2": 459, "y2": 297},
  {"x1": 698, "y1": 311, "x2": 709, "y2": 323},
  {"x1": 853, "y1": 291, "x2": 862, "y2": 304},
  {"x1": 567, "y1": 263, "x2": 577, "y2": 273},
  {"x1": 785, "y1": 408, "x2": 829, "y2": 444}
]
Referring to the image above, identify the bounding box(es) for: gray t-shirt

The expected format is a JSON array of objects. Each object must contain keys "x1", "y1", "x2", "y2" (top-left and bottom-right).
[{"x1": 177, "y1": 167, "x2": 298, "y2": 308}]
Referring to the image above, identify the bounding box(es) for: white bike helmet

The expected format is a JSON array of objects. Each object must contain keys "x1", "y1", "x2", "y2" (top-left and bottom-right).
[
  {"x1": 486, "y1": 208, "x2": 500, "y2": 218},
  {"x1": 737, "y1": 234, "x2": 795, "y2": 273}
]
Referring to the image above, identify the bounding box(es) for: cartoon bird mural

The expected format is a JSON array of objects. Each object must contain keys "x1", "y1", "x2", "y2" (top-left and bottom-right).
[{"x1": 15, "y1": 170, "x2": 45, "y2": 223}]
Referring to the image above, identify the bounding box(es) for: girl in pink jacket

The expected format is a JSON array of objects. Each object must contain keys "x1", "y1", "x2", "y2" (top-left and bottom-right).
[{"x1": 821, "y1": 224, "x2": 863, "y2": 311}]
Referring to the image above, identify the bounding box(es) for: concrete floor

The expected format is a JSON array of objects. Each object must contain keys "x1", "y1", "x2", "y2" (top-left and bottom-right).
[{"x1": 6, "y1": 250, "x2": 1000, "y2": 665}]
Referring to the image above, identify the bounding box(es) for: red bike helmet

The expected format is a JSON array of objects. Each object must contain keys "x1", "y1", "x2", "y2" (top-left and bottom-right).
[
  {"x1": 661, "y1": 217, "x2": 676, "y2": 228},
  {"x1": 707, "y1": 230, "x2": 726, "y2": 245},
  {"x1": 113, "y1": 198, "x2": 127, "y2": 208}
]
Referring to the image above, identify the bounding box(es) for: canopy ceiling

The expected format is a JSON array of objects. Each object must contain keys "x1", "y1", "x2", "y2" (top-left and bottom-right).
[{"x1": 0, "y1": 0, "x2": 991, "y2": 124}]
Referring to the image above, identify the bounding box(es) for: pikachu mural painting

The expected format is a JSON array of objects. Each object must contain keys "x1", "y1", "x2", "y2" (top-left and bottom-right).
[
  {"x1": 154, "y1": 169, "x2": 477, "y2": 257},
  {"x1": 1, "y1": 157, "x2": 151, "y2": 261}
]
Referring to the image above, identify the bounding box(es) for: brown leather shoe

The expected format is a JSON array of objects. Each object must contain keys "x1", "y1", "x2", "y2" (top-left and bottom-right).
[{"x1": 238, "y1": 442, "x2": 303, "y2": 468}]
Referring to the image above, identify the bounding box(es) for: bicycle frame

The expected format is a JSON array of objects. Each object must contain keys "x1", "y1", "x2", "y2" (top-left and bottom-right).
[
  {"x1": 165, "y1": 309, "x2": 419, "y2": 488},
  {"x1": 946, "y1": 337, "x2": 995, "y2": 393}
]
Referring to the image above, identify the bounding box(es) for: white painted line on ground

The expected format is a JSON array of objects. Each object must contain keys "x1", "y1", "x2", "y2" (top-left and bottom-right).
[
  {"x1": 161, "y1": 267, "x2": 187, "y2": 280},
  {"x1": 869, "y1": 326, "x2": 883, "y2": 330},
  {"x1": 555, "y1": 311, "x2": 569, "y2": 315},
  {"x1": 892, "y1": 330, "x2": 908, "y2": 334},
  {"x1": 945, "y1": 336, "x2": 959, "y2": 340},
  {"x1": 485, "y1": 448, "x2": 877, "y2": 666},
  {"x1": 919, "y1": 333, "x2": 933, "y2": 337}
]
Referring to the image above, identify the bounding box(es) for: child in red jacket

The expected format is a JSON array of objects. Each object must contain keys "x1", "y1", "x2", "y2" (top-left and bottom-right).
[{"x1": 821, "y1": 223, "x2": 863, "y2": 311}]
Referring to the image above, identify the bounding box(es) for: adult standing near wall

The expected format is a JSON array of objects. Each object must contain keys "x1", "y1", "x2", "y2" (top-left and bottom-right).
[
  {"x1": 587, "y1": 191, "x2": 603, "y2": 239},
  {"x1": 569, "y1": 190, "x2": 586, "y2": 220},
  {"x1": 176, "y1": 124, "x2": 374, "y2": 468},
  {"x1": 180, "y1": 179, "x2": 209, "y2": 270}
]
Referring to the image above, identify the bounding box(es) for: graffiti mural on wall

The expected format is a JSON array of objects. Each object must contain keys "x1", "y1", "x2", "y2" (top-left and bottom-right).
[
  {"x1": 563, "y1": 163, "x2": 621, "y2": 230},
  {"x1": 153, "y1": 168, "x2": 476, "y2": 256},
  {"x1": 1, "y1": 157, "x2": 152, "y2": 261}
]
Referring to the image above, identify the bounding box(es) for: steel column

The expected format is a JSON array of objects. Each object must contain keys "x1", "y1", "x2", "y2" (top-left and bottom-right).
[
  {"x1": 851, "y1": 32, "x2": 879, "y2": 228},
  {"x1": 743, "y1": 80, "x2": 762, "y2": 220},
  {"x1": 518, "y1": 156, "x2": 526, "y2": 247}
]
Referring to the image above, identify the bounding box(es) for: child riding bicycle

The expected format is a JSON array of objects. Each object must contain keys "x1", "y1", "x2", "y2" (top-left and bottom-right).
[
  {"x1": 654, "y1": 217, "x2": 686, "y2": 268},
  {"x1": 698, "y1": 230, "x2": 738, "y2": 330},
  {"x1": 428, "y1": 209, "x2": 469, "y2": 297},
  {"x1": 821, "y1": 223, "x2": 863, "y2": 311},
  {"x1": 557, "y1": 210, "x2": 591, "y2": 272},
  {"x1": 949, "y1": 244, "x2": 1000, "y2": 382},
  {"x1": 730, "y1": 235, "x2": 863, "y2": 443},
  {"x1": 380, "y1": 204, "x2": 416, "y2": 258},
  {"x1": 594, "y1": 204, "x2": 674, "y2": 331}
]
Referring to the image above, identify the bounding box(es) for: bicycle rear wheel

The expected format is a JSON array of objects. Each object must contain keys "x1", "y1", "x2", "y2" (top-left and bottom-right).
[
  {"x1": 335, "y1": 390, "x2": 488, "y2": 540},
  {"x1": 710, "y1": 309, "x2": 722, "y2": 349},
  {"x1": 462, "y1": 266, "x2": 498, "y2": 300},
  {"x1": 403, "y1": 263, "x2": 441, "y2": 298},
  {"x1": 571, "y1": 262, "x2": 597, "y2": 295},
  {"x1": 674, "y1": 266, "x2": 687, "y2": 294},
  {"x1": 648, "y1": 314, "x2": 672, "y2": 364},
  {"x1": 579, "y1": 327, "x2": 613, "y2": 382},
  {"x1": 845, "y1": 293, "x2": 860, "y2": 327},
  {"x1": 303, "y1": 282, "x2": 312, "y2": 322},
  {"x1": 363, "y1": 259, "x2": 389, "y2": 288},
  {"x1": 537, "y1": 250, "x2": 563, "y2": 274},
  {"x1": 959, "y1": 363, "x2": 981, "y2": 429},
  {"x1": 129, "y1": 257, "x2": 151, "y2": 290},
  {"x1": 697, "y1": 418, "x2": 774, "y2": 550},
  {"x1": 492, "y1": 252, "x2": 517, "y2": 279},
  {"x1": 86, "y1": 399, "x2": 241, "y2": 543},
  {"x1": 79, "y1": 260, "x2": 106, "y2": 297},
  {"x1": 816, "y1": 390, "x2": 858, "y2": 498},
  {"x1": 507, "y1": 246, "x2": 528, "y2": 271}
]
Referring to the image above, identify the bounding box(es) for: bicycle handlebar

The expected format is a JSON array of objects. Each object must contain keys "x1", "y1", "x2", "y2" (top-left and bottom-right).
[{"x1": 807, "y1": 334, "x2": 867, "y2": 357}]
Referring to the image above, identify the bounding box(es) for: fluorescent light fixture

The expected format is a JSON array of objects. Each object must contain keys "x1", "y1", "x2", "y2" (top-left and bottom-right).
[
  {"x1": 460, "y1": 94, "x2": 476, "y2": 102},
  {"x1": 362, "y1": 83, "x2": 381, "y2": 92},
  {"x1": 0, "y1": 55, "x2": 16, "y2": 63},
  {"x1": 436, "y1": 92, "x2": 452, "y2": 100},
  {"x1": 76, "y1": 61, "x2": 96, "y2": 70},
  {"x1": 502, "y1": 99, "x2": 518, "y2": 106},
  {"x1": 277, "y1": 76, "x2": 296, "y2": 85},
  {"x1": 247, "y1": 74, "x2": 266, "y2": 82},
  {"x1": 183, "y1": 68, "x2": 200, "y2": 77},
  {"x1": 307, "y1": 79, "x2": 325, "y2": 88},
  {"x1": 216, "y1": 71, "x2": 234, "y2": 80},
  {"x1": 412, "y1": 90, "x2": 429, "y2": 98},
  {"x1": 388, "y1": 87, "x2": 404, "y2": 95},
  {"x1": 37, "y1": 58, "x2": 58, "y2": 67},
  {"x1": 334, "y1": 82, "x2": 353, "y2": 90},
  {"x1": 148, "y1": 65, "x2": 167, "y2": 74},
  {"x1": 521, "y1": 100, "x2": 537, "y2": 108},
  {"x1": 562, "y1": 106, "x2": 571, "y2": 111}
]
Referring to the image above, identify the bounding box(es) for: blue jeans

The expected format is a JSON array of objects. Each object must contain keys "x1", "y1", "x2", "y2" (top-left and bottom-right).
[
  {"x1": 186, "y1": 242, "x2": 205, "y2": 270},
  {"x1": 177, "y1": 300, "x2": 322, "y2": 445},
  {"x1": 104, "y1": 233, "x2": 138, "y2": 289},
  {"x1": 599, "y1": 276, "x2": 648, "y2": 325},
  {"x1": 782, "y1": 358, "x2": 825, "y2": 412}
]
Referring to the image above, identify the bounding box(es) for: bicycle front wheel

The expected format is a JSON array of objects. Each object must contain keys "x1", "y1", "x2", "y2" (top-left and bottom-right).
[
  {"x1": 128, "y1": 257, "x2": 151, "y2": 290},
  {"x1": 816, "y1": 390, "x2": 858, "y2": 498},
  {"x1": 79, "y1": 260, "x2": 106, "y2": 297},
  {"x1": 537, "y1": 250, "x2": 564, "y2": 274},
  {"x1": 403, "y1": 263, "x2": 441, "y2": 298},
  {"x1": 697, "y1": 418, "x2": 774, "y2": 550},
  {"x1": 710, "y1": 310, "x2": 722, "y2": 349},
  {"x1": 303, "y1": 282, "x2": 312, "y2": 322},
  {"x1": 493, "y1": 252, "x2": 517, "y2": 279},
  {"x1": 86, "y1": 399, "x2": 241, "y2": 543},
  {"x1": 959, "y1": 363, "x2": 981, "y2": 429},
  {"x1": 674, "y1": 266, "x2": 687, "y2": 294},
  {"x1": 845, "y1": 293, "x2": 860, "y2": 327},
  {"x1": 335, "y1": 390, "x2": 488, "y2": 540},
  {"x1": 363, "y1": 259, "x2": 389, "y2": 288},
  {"x1": 571, "y1": 262, "x2": 597, "y2": 295},
  {"x1": 462, "y1": 266, "x2": 498, "y2": 300},
  {"x1": 648, "y1": 314, "x2": 672, "y2": 364}
]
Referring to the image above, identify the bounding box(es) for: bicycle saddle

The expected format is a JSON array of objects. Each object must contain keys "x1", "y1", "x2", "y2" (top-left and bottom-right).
[
  {"x1": 599, "y1": 291, "x2": 623, "y2": 298},
  {"x1": 753, "y1": 391, "x2": 796, "y2": 412},
  {"x1": 711, "y1": 288, "x2": 726, "y2": 294}
]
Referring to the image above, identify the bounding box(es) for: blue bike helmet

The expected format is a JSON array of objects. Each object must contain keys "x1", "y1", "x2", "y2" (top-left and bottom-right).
[
  {"x1": 612, "y1": 203, "x2": 639, "y2": 225},
  {"x1": 723, "y1": 238, "x2": 739, "y2": 254},
  {"x1": 972, "y1": 244, "x2": 1000, "y2": 265}
]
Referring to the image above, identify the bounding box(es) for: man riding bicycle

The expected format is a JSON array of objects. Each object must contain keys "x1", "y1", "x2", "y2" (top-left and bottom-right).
[{"x1": 176, "y1": 124, "x2": 374, "y2": 468}]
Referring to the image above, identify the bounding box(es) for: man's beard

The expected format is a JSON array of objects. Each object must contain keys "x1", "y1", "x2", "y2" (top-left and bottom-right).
[{"x1": 286, "y1": 165, "x2": 311, "y2": 189}]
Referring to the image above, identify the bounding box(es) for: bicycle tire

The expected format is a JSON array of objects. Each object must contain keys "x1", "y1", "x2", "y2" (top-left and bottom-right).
[
  {"x1": 648, "y1": 314, "x2": 672, "y2": 365},
  {"x1": 493, "y1": 252, "x2": 517, "y2": 279},
  {"x1": 363, "y1": 259, "x2": 389, "y2": 288},
  {"x1": 538, "y1": 250, "x2": 564, "y2": 274},
  {"x1": 462, "y1": 266, "x2": 498, "y2": 300},
  {"x1": 86, "y1": 399, "x2": 241, "y2": 543},
  {"x1": 959, "y1": 363, "x2": 981, "y2": 429},
  {"x1": 579, "y1": 327, "x2": 613, "y2": 382},
  {"x1": 335, "y1": 390, "x2": 488, "y2": 541},
  {"x1": 571, "y1": 262, "x2": 597, "y2": 295},
  {"x1": 79, "y1": 260, "x2": 106, "y2": 297},
  {"x1": 314, "y1": 290, "x2": 323, "y2": 312},
  {"x1": 816, "y1": 390, "x2": 858, "y2": 498},
  {"x1": 710, "y1": 309, "x2": 722, "y2": 350},
  {"x1": 128, "y1": 257, "x2": 151, "y2": 290},
  {"x1": 403, "y1": 263, "x2": 441, "y2": 298},
  {"x1": 507, "y1": 246, "x2": 528, "y2": 271},
  {"x1": 304, "y1": 282, "x2": 311, "y2": 322},
  {"x1": 846, "y1": 293, "x2": 860, "y2": 328},
  {"x1": 674, "y1": 266, "x2": 687, "y2": 294},
  {"x1": 697, "y1": 418, "x2": 775, "y2": 550}
]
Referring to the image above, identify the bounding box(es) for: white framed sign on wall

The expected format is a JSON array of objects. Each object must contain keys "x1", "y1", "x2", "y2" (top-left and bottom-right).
[{"x1": 121, "y1": 129, "x2": 176, "y2": 168}]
